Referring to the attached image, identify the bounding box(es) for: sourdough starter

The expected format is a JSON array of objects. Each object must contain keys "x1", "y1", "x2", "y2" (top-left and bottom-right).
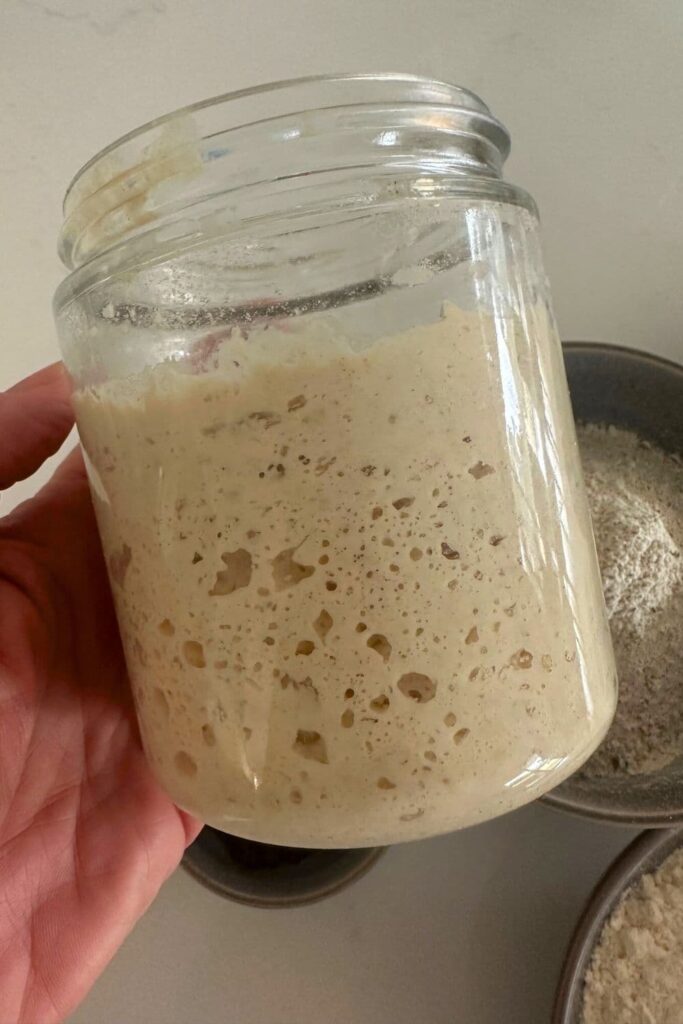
[{"x1": 75, "y1": 304, "x2": 616, "y2": 846}]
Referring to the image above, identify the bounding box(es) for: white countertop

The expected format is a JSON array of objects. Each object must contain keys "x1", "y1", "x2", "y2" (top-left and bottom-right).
[
  {"x1": 2, "y1": 1, "x2": 681, "y2": 1021},
  {"x1": 68, "y1": 805, "x2": 635, "y2": 1024}
]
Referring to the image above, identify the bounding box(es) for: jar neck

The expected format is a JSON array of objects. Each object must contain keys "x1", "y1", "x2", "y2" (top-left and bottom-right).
[{"x1": 59, "y1": 74, "x2": 514, "y2": 272}]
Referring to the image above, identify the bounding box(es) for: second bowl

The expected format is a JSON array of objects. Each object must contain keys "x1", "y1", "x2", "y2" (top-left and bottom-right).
[{"x1": 544, "y1": 342, "x2": 683, "y2": 827}]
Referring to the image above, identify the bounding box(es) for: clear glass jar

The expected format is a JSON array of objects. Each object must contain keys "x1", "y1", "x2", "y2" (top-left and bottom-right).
[{"x1": 54, "y1": 74, "x2": 616, "y2": 847}]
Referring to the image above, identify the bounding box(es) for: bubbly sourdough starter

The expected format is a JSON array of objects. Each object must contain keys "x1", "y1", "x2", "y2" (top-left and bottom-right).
[{"x1": 75, "y1": 304, "x2": 616, "y2": 846}]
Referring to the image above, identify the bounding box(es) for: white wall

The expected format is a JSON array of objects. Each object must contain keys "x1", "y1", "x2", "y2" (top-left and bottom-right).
[{"x1": 2, "y1": 0, "x2": 682, "y2": 506}]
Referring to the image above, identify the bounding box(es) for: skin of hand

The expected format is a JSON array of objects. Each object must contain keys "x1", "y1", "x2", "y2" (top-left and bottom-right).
[{"x1": 0, "y1": 364, "x2": 201, "y2": 1024}]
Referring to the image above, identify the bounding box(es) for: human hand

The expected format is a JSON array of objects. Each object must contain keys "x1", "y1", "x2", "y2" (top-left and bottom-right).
[{"x1": 0, "y1": 365, "x2": 200, "y2": 1024}]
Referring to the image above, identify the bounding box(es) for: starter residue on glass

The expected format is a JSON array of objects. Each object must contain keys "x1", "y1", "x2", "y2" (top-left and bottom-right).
[{"x1": 74, "y1": 303, "x2": 615, "y2": 847}]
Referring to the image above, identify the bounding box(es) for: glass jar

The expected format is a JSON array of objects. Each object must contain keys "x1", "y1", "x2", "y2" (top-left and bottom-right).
[{"x1": 54, "y1": 74, "x2": 616, "y2": 848}]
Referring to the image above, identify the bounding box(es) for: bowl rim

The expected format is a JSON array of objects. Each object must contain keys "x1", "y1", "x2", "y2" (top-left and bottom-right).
[
  {"x1": 541, "y1": 791, "x2": 683, "y2": 828},
  {"x1": 561, "y1": 339, "x2": 683, "y2": 376},
  {"x1": 552, "y1": 826, "x2": 683, "y2": 1023},
  {"x1": 181, "y1": 838, "x2": 386, "y2": 909},
  {"x1": 544, "y1": 339, "x2": 683, "y2": 826}
]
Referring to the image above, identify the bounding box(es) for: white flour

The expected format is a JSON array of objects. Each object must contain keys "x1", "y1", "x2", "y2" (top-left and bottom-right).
[
  {"x1": 582, "y1": 846, "x2": 683, "y2": 1024},
  {"x1": 578, "y1": 424, "x2": 683, "y2": 777}
]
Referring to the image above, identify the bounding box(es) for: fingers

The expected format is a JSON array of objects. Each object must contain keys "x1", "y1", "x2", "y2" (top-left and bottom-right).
[
  {"x1": 25, "y1": 444, "x2": 88, "y2": 513},
  {"x1": 0, "y1": 363, "x2": 74, "y2": 491},
  {"x1": 5, "y1": 446, "x2": 91, "y2": 542},
  {"x1": 45, "y1": 445, "x2": 87, "y2": 490}
]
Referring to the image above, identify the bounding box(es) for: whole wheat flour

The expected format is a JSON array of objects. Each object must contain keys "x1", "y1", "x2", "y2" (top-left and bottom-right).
[
  {"x1": 582, "y1": 846, "x2": 683, "y2": 1024},
  {"x1": 578, "y1": 424, "x2": 682, "y2": 777}
]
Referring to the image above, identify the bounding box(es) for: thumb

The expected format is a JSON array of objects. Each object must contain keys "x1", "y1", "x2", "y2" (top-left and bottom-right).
[{"x1": 0, "y1": 363, "x2": 74, "y2": 491}]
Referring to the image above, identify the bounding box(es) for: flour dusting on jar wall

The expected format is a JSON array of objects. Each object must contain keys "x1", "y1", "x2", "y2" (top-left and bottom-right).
[{"x1": 54, "y1": 74, "x2": 617, "y2": 847}]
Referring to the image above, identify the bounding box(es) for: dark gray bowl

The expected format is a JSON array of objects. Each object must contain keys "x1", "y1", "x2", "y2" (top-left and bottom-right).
[
  {"x1": 544, "y1": 343, "x2": 683, "y2": 827},
  {"x1": 182, "y1": 827, "x2": 385, "y2": 908},
  {"x1": 552, "y1": 826, "x2": 683, "y2": 1023}
]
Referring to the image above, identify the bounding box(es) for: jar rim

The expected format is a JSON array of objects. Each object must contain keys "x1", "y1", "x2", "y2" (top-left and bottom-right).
[
  {"x1": 63, "y1": 72, "x2": 506, "y2": 209},
  {"x1": 58, "y1": 72, "x2": 512, "y2": 272}
]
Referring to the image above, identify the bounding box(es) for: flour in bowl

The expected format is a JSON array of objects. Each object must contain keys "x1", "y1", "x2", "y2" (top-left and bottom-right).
[
  {"x1": 579, "y1": 424, "x2": 683, "y2": 777},
  {"x1": 582, "y1": 845, "x2": 683, "y2": 1024}
]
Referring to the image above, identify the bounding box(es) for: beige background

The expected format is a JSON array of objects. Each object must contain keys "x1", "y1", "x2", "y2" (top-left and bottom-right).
[{"x1": 1, "y1": 0, "x2": 681, "y2": 1021}]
